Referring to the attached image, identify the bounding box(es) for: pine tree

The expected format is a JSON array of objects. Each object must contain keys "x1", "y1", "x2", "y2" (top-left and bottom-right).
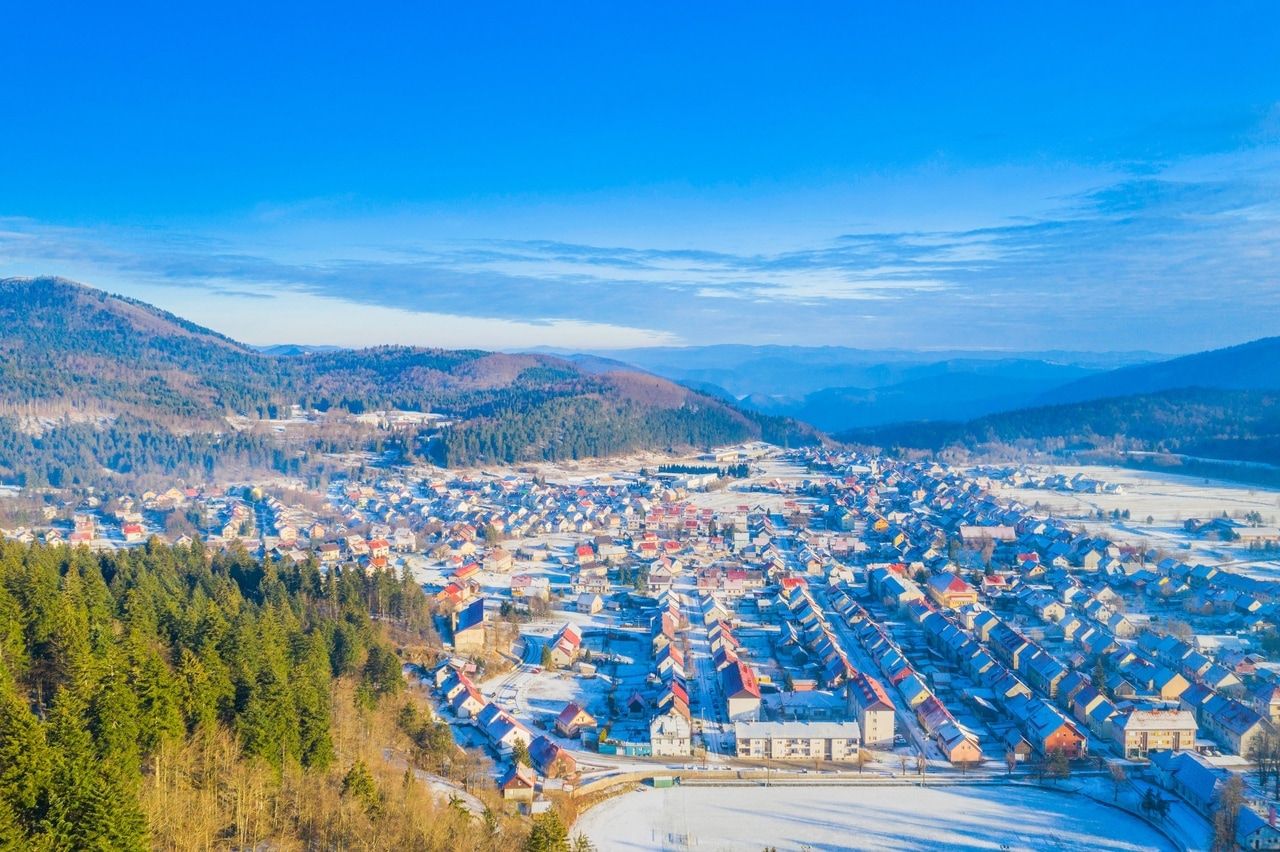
[{"x1": 526, "y1": 809, "x2": 569, "y2": 852}]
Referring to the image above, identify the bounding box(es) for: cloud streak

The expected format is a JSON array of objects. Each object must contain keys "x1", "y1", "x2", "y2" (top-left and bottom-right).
[{"x1": 2, "y1": 147, "x2": 1279, "y2": 351}]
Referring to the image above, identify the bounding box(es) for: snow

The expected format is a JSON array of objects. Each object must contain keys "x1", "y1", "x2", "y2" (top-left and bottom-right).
[
  {"x1": 575, "y1": 783, "x2": 1176, "y2": 851},
  {"x1": 990, "y1": 463, "x2": 1280, "y2": 577}
]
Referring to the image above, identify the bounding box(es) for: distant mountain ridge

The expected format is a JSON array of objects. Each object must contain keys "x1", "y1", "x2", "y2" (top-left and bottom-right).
[
  {"x1": 567, "y1": 344, "x2": 1162, "y2": 431},
  {"x1": 1038, "y1": 336, "x2": 1280, "y2": 405},
  {"x1": 0, "y1": 277, "x2": 817, "y2": 487},
  {"x1": 254, "y1": 343, "x2": 347, "y2": 356},
  {"x1": 833, "y1": 333, "x2": 1280, "y2": 469}
]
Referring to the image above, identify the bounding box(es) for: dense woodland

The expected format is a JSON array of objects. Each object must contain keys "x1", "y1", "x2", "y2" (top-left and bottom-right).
[
  {"x1": 844, "y1": 387, "x2": 1280, "y2": 467},
  {"x1": 0, "y1": 540, "x2": 537, "y2": 850},
  {"x1": 437, "y1": 395, "x2": 815, "y2": 466},
  {"x1": 0, "y1": 278, "x2": 815, "y2": 489}
]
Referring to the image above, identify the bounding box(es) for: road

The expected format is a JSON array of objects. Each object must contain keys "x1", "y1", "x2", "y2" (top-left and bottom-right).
[
  {"x1": 812, "y1": 587, "x2": 943, "y2": 763},
  {"x1": 677, "y1": 575, "x2": 734, "y2": 762}
]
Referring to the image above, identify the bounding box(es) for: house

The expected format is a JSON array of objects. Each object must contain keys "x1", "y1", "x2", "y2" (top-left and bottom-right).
[
  {"x1": 722, "y1": 660, "x2": 762, "y2": 721},
  {"x1": 958, "y1": 525, "x2": 1017, "y2": 544},
  {"x1": 554, "y1": 702, "x2": 597, "y2": 738},
  {"x1": 846, "y1": 672, "x2": 896, "y2": 747},
  {"x1": 1237, "y1": 807, "x2": 1280, "y2": 850},
  {"x1": 1147, "y1": 750, "x2": 1226, "y2": 817},
  {"x1": 576, "y1": 592, "x2": 603, "y2": 615},
  {"x1": 528, "y1": 735, "x2": 577, "y2": 779},
  {"x1": 367, "y1": 538, "x2": 391, "y2": 562},
  {"x1": 1204, "y1": 698, "x2": 1272, "y2": 756},
  {"x1": 936, "y1": 722, "x2": 983, "y2": 765},
  {"x1": 448, "y1": 684, "x2": 486, "y2": 718},
  {"x1": 483, "y1": 708, "x2": 533, "y2": 754},
  {"x1": 734, "y1": 720, "x2": 862, "y2": 762},
  {"x1": 926, "y1": 572, "x2": 979, "y2": 609},
  {"x1": 484, "y1": 547, "x2": 514, "y2": 572},
  {"x1": 497, "y1": 763, "x2": 536, "y2": 802},
  {"x1": 510, "y1": 574, "x2": 551, "y2": 601},
  {"x1": 1001, "y1": 728, "x2": 1033, "y2": 762},
  {"x1": 1111, "y1": 709, "x2": 1198, "y2": 759},
  {"x1": 1250, "y1": 683, "x2": 1280, "y2": 726},
  {"x1": 392, "y1": 527, "x2": 417, "y2": 552},
  {"x1": 649, "y1": 710, "x2": 692, "y2": 756},
  {"x1": 1017, "y1": 697, "x2": 1087, "y2": 758},
  {"x1": 546, "y1": 623, "x2": 583, "y2": 668},
  {"x1": 1150, "y1": 668, "x2": 1190, "y2": 701}
]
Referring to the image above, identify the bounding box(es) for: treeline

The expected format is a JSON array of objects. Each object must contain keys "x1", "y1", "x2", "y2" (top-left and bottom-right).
[{"x1": 0, "y1": 539, "x2": 502, "y2": 850}]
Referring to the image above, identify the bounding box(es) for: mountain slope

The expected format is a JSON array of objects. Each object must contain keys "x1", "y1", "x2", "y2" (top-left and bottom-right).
[
  {"x1": 841, "y1": 387, "x2": 1280, "y2": 467},
  {"x1": 1040, "y1": 336, "x2": 1280, "y2": 405},
  {"x1": 0, "y1": 276, "x2": 280, "y2": 422},
  {"x1": 0, "y1": 277, "x2": 817, "y2": 486}
]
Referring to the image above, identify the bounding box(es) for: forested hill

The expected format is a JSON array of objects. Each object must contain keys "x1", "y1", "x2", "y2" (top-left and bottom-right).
[
  {"x1": 0, "y1": 539, "x2": 528, "y2": 850},
  {"x1": 842, "y1": 387, "x2": 1280, "y2": 468},
  {"x1": 0, "y1": 277, "x2": 818, "y2": 487}
]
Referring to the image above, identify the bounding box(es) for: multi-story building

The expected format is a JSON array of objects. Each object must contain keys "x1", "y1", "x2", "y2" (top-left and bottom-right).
[
  {"x1": 734, "y1": 721, "x2": 862, "y2": 762},
  {"x1": 1112, "y1": 709, "x2": 1198, "y2": 759}
]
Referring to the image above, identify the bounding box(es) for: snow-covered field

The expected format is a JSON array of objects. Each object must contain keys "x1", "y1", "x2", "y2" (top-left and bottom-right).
[
  {"x1": 991, "y1": 464, "x2": 1280, "y2": 575},
  {"x1": 1004, "y1": 464, "x2": 1280, "y2": 527},
  {"x1": 575, "y1": 784, "x2": 1174, "y2": 851}
]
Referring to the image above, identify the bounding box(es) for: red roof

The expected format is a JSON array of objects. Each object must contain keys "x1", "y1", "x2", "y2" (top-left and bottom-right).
[
  {"x1": 723, "y1": 660, "x2": 760, "y2": 699},
  {"x1": 556, "y1": 702, "x2": 591, "y2": 725}
]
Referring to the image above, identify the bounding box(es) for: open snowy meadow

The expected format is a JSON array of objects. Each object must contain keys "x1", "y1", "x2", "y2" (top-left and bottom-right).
[{"x1": 575, "y1": 783, "x2": 1175, "y2": 851}]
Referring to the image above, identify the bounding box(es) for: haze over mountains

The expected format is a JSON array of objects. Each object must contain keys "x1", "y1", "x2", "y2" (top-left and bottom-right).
[
  {"x1": 572, "y1": 337, "x2": 1280, "y2": 470},
  {"x1": 573, "y1": 344, "x2": 1164, "y2": 431},
  {"x1": 841, "y1": 338, "x2": 1280, "y2": 469}
]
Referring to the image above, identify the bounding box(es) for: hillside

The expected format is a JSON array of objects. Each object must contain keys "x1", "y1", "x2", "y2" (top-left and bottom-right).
[
  {"x1": 0, "y1": 277, "x2": 280, "y2": 423},
  {"x1": 842, "y1": 387, "x2": 1280, "y2": 468},
  {"x1": 0, "y1": 277, "x2": 816, "y2": 488},
  {"x1": 0, "y1": 539, "x2": 527, "y2": 850},
  {"x1": 1039, "y1": 336, "x2": 1280, "y2": 405}
]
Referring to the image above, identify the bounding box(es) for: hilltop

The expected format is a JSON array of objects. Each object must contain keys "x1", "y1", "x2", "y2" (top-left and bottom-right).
[{"x1": 0, "y1": 277, "x2": 816, "y2": 488}]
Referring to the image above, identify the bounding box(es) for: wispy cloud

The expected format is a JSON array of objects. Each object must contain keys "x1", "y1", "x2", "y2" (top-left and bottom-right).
[{"x1": 2, "y1": 145, "x2": 1278, "y2": 350}]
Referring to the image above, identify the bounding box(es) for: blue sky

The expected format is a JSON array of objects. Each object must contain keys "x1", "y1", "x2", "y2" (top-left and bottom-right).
[{"x1": 2, "y1": 3, "x2": 1278, "y2": 350}]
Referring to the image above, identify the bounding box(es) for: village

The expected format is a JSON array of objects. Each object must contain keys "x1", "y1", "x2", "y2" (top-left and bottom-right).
[{"x1": 6, "y1": 443, "x2": 1280, "y2": 849}]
